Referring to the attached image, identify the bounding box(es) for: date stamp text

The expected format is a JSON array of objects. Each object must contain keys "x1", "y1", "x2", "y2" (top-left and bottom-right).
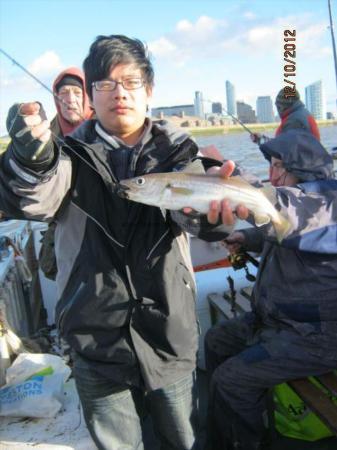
[{"x1": 283, "y1": 30, "x2": 296, "y2": 97}]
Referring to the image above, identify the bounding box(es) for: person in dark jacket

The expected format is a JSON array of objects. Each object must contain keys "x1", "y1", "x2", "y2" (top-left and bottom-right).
[
  {"x1": 204, "y1": 130, "x2": 337, "y2": 450},
  {"x1": 274, "y1": 88, "x2": 320, "y2": 139},
  {"x1": 251, "y1": 88, "x2": 320, "y2": 145},
  {"x1": 0, "y1": 35, "x2": 244, "y2": 450},
  {"x1": 39, "y1": 67, "x2": 93, "y2": 281}
]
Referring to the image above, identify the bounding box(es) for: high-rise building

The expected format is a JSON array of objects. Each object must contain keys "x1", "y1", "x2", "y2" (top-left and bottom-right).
[
  {"x1": 305, "y1": 80, "x2": 325, "y2": 120},
  {"x1": 194, "y1": 91, "x2": 204, "y2": 118},
  {"x1": 212, "y1": 102, "x2": 222, "y2": 114},
  {"x1": 236, "y1": 101, "x2": 257, "y2": 124},
  {"x1": 226, "y1": 81, "x2": 237, "y2": 116},
  {"x1": 256, "y1": 96, "x2": 274, "y2": 123}
]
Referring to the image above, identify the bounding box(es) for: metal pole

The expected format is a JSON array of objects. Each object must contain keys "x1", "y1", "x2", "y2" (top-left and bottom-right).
[{"x1": 328, "y1": 0, "x2": 337, "y2": 111}]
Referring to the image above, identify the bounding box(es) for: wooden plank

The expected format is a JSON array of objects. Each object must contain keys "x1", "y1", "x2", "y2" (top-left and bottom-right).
[
  {"x1": 223, "y1": 291, "x2": 252, "y2": 313},
  {"x1": 208, "y1": 293, "x2": 235, "y2": 321},
  {"x1": 316, "y1": 372, "x2": 337, "y2": 397},
  {"x1": 240, "y1": 286, "x2": 253, "y2": 301},
  {"x1": 288, "y1": 378, "x2": 337, "y2": 435}
]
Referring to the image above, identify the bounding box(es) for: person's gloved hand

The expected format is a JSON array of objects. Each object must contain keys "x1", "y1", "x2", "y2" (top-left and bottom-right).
[
  {"x1": 250, "y1": 133, "x2": 262, "y2": 145},
  {"x1": 6, "y1": 102, "x2": 54, "y2": 168}
]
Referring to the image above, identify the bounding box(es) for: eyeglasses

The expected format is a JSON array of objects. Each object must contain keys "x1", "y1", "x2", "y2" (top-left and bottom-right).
[{"x1": 92, "y1": 78, "x2": 144, "y2": 91}]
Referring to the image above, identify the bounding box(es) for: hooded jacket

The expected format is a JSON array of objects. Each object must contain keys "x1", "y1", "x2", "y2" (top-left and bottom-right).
[
  {"x1": 50, "y1": 67, "x2": 93, "y2": 139},
  {"x1": 40, "y1": 68, "x2": 94, "y2": 280},
  {"x1": 275, "y1": 93, "x2": 320, "y2": 140},
  {"x1": 242, "y1": 131, "x2": 337, "y2": 358},
  {"x1": 0, "y1": 118, "x2": 230, "y2": 390}
]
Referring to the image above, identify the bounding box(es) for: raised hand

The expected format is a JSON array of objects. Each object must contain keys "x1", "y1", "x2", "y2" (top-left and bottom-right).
[{"x1": 6, "y1": 102, "x2": 52, "y2": 166}]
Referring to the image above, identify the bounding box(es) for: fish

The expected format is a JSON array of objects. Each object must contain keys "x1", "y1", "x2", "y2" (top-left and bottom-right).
[{"x1": 118, "y1": 161, "x2": 291, "y2": 242}]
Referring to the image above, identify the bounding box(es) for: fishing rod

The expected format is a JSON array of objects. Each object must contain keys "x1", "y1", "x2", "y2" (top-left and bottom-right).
[
  {"x1": 0, "y1": 48, "x2": 87, "y2": 124},
  {"x1": 203, "y1": 98, "x2": 268, "y2": 142},
  {"x1": 0, "y1": 48, "x2": 128, "y2": 244},
  {"x1": 0, "y1": 48, "x2": 102, "y2": 177}
]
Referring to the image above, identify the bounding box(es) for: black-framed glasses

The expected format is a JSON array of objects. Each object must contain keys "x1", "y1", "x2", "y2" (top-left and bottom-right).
[{"x1": 92, "y1": 78, "x2": 144, "y2": 91}]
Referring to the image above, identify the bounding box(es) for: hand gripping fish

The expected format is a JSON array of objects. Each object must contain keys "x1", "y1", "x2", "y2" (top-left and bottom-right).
[{"x1": 118, "y1": 161, "x2": 290, "y2": 242}]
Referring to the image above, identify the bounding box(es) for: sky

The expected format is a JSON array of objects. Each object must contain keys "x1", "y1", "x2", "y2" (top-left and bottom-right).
[{"x1": 0, "y1": 0, "x2": 336, "y2": 135}]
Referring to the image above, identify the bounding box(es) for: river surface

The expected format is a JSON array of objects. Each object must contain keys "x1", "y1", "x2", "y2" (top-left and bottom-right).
[{"x1": 195, "y1": 125, "x2": 337, "y2": 179}]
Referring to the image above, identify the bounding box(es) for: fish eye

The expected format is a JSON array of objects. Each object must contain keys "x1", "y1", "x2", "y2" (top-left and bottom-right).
[{"x1": 136, "y1": 177, "x2": 145, "y2": 186}]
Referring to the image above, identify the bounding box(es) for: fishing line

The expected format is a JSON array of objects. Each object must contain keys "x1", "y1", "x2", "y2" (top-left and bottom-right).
[
  {"x1": 0, "y1": 48, "x2": 87, "y2": 123},
  {"x1": 0, "y1": 48, "x2": 121, "y2": 242},
  {"x1": 203, "y1": 98, "x2": 268, "y2": 141},
  {"x1": 0, "y1": 48, "x2": 103, "y2": 178}
]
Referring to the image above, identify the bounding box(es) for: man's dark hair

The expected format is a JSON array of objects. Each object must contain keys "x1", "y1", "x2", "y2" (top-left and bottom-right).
[{"x1": 83, "y1": 35, "x2": 154, "y2": 99}]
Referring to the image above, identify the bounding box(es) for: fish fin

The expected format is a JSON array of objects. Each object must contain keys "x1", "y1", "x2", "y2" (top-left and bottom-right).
[
  {"x1": 181, "y1": 160, "x2": 205, "y2": 174},
  {"x1": 253, "y1": 213, "x2": 271, "y2": 227},
  {"x1": 169, "y1": 186, "x2": 194, "y2": 195},
  {"x1": 272, "y1": 215, "x2": 291, "y2": 243}
]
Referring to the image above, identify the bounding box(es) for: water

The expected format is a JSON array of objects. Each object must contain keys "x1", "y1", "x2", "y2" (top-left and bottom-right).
[{"x1": 195, "y1": 125, "x2": 337, "y2": 180}]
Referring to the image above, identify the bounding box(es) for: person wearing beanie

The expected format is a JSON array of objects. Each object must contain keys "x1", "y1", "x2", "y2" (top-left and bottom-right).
[
  {"x1": 39, "y1": 68, "x2": 93, "y2": 280},
  {"x1": 251, "y1": 88, "x2": 320, "y2": 145},
  {"x1": 50, "y1": 67, "x2": 93, "y2": 141},
  {"x1": 274, "y1": 88, "x2": 320, "y2": 140},
  {"x1": 205, "y1": 131, "x2": 337, "y2": 450}
]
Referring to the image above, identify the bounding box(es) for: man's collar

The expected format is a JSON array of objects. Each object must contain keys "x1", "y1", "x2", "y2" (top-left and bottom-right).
[{"x1": 95, "y1": 119, "x2": 153, "y2": 149}]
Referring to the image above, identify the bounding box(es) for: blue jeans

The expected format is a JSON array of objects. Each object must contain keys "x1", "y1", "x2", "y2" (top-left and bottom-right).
[{"x1": 72, "y1": 354, "x2": 199, "y2": 450}]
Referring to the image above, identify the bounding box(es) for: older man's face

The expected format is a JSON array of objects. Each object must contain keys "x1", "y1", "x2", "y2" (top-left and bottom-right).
[{"x1": 58, "y1": 85, "x2": 84, "y2": 124}]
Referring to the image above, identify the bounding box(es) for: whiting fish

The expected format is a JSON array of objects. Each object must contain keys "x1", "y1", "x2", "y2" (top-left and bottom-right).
[{"x1": 118, "y1": 162, "x2": 290, "y2": 242}]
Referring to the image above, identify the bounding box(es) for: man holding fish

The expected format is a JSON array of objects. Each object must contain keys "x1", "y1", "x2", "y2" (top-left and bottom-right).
[
  {"x1": 1, "y1": 33, "x2": 337, "y2": 450},
  {"x1": 0, "y1": 34, "x2": 249, "y2": 450},
  {"x1": 205, "y1": 131, "x2": 337, "y2": 450}
]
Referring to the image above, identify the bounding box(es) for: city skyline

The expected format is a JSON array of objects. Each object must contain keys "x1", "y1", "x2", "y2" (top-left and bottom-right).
[
  {"x1": 0, "y1": 0, "x2": 336, "y2": 135},
  {"x1": 151, "y1": 77, "x2": 331, "y2": 123}
]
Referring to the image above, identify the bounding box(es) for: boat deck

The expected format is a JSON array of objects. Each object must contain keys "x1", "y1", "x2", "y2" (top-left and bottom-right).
[{"x1": 1, "y1": 372, "x2": 336, "y2": 449}]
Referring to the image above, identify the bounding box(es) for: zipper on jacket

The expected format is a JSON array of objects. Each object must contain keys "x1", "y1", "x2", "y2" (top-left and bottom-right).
[{"x1": 57, "y1": 282, "x2": 87, "y2": 332}]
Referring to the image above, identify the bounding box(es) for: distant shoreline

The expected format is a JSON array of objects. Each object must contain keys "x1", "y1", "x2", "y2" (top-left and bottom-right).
[
  {"x1": 188, "y1": 120, "x2": 337, "y2": 137},
  {"x1": 0, "y1": 120, "x2": 336, "y2": 146}
]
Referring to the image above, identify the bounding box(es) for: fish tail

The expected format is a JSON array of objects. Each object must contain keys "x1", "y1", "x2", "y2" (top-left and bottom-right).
[{"x1": 272, "y1": 214, "x2": 291, "y2": 243}]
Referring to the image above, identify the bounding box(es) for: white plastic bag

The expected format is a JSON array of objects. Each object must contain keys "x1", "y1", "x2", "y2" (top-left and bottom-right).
[
  {"x1": 5, "y1": 353, "x2": 71, "y2": 385},
  {"x1": 0, "y1": 353, "x2": 71, "y2": 418}
]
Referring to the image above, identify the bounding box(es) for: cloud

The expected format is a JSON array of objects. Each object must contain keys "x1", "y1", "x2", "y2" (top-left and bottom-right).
[
  {"x1": 149, "y1": 13, "x2": 331, "y2": 65},
  {"x1": 243, "y1": 11, "x2": 257, "y2": 20},
  {"x1": 0, "y1": 50, "x2": 64, "y2": 91},
  {"x1": 28, "y1": 50, "x2": 63, "y2": 76},
  {"x1": 296, "y1": 22, "x2": 331, "y2": 57},
  {"x1": 176, "y1": 19, "x2": 192, "y2": 32},
  {"x1": 149, "y1": 37, "x2": 177, "y2": 57},
  {"x1": 247, "y1": 26, "x2": 275, "y2": 44},
  {"x1": 149, "y1": 15, "x2": 228, "y2": 64}
]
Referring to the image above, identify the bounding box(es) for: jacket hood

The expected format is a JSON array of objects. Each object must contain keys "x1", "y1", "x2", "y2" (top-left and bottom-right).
[
  {"x1": 260, "y1": 130, "x2": 334, "y2": 181},
  {"x1": 53, "y1": 67, "x2": 93, "y2": 136}
]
